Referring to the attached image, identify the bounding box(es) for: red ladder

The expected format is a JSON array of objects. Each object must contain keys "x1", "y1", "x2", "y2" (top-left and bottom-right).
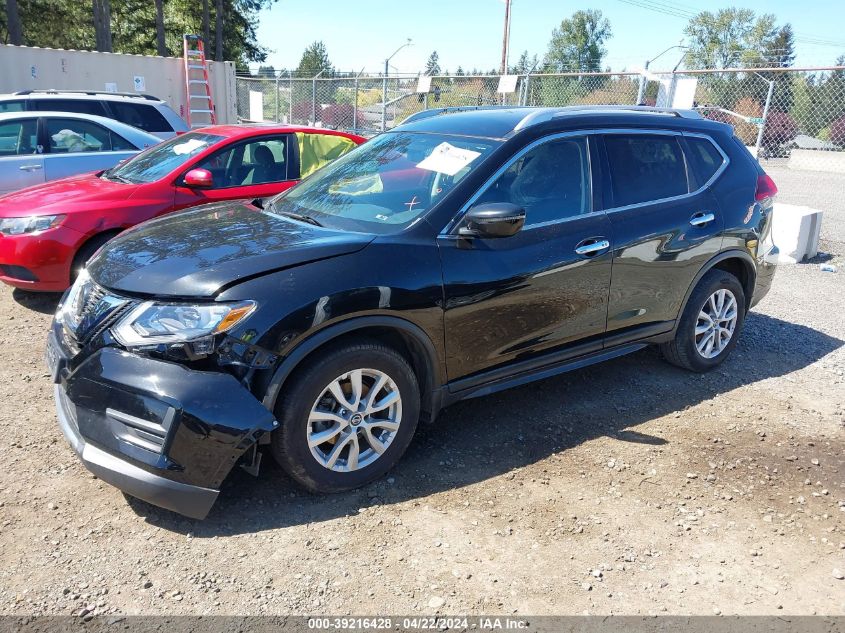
[{"x1": 183, "y1": 34, "x2": 216, "y2": 128}]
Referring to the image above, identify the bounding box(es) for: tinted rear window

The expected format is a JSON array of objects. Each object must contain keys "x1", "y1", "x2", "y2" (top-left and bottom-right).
[
  {"x1": 107, "y1": 101, "x2": 172, "y2": 133},
  {"x1": 605, "y1": 135, "x2": 688, "y2": 207},
  {"x1": 32, "y1": 99, "x2": 108, "y2": 116},
  {"x1": 686, "y1": 136, "x2": 724, "y2": 183}
]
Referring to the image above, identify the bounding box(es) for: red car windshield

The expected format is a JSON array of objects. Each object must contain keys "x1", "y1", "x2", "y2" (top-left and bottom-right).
[{"x1": 104, "y1": 132, "x2": 224, "y2": 184}]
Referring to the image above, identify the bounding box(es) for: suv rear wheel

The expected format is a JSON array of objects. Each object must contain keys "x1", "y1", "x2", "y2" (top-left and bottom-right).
[
  {"x1": 661, "y1": 269, "x2": 746, "y2": 372},
  {"x1": 271, "y1": 341, "x2": 420, "y2": 493}
]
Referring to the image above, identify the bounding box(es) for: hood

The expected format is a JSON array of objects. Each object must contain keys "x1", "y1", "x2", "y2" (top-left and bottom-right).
[
  {"x1": 87, "y1": 201, "x2": 375, "y2": 297},
  {"x1": 0, "y1": 172, "x2": 138, "y2": 216}
]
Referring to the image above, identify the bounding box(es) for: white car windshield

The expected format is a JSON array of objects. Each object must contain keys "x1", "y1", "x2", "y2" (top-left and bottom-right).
[{"x1": 104, "y1": 132, "x2": 224, "y2": 184}]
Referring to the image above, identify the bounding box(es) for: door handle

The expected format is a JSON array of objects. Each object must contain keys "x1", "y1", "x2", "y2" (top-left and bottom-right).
[
  {"x1": 689, "y1": 212, "x2": 715, "y2": 227},
  {"x1": 19, "y1": 164, "x2": 43, "y2": 171},
  {"x1": 575, "y1": 238, "x2": 610, "y2": 256}
]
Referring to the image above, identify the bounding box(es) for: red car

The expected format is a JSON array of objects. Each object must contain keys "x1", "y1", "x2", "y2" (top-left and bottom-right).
[{"x1": 0, "y1": 125, "x2": 365, "y2": 291}]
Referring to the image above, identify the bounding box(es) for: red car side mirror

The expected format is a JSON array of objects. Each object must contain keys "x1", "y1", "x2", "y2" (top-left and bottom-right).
[{"x1": 183, "y1": 168, "x2": 214, "y2": 189}]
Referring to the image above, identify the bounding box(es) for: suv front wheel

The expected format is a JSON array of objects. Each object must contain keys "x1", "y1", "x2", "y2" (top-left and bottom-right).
[
  {"x1": 661, "y1": 269, "x2": 746, "y2": 372},
  {"x1": 271, "y1": 341, "x2": 420, "y2": 493}
]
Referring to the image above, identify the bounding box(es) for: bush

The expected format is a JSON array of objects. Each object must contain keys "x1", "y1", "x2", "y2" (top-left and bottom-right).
[
  {"x1": 830, "y1": 116, "x2": 845, "y2": 147},
  {"x1": 291, "y1": 100, "x2": 316, "y2": 124},
  {"x1": 319, "y1": 103, "x2": 363, "y2": 129},
  {"x1": 762, "y1": 111, "x2": 797, "y2": 151}
]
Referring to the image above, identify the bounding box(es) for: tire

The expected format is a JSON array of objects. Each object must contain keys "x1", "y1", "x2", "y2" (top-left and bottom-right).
[
  {"x1": 661, "y1": 269, "x2": 746, "y2": 372},
  {"x1": 70, "y1": 232, "x2": 119, "y2": 284},
  {"x1": 270, "y1": 340, "x2": 420, "y2": 493}
]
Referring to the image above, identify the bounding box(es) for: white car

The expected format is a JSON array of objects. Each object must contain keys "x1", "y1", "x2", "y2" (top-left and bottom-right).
[
  {"x1": 0, "y1": 90, "x2": 189, "y2": 140},
  {"x1": 0, "y1": 111, "x2": 160, "y2": 195}
]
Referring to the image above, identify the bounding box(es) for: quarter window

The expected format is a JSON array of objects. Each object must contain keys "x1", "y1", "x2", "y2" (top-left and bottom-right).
[
  {"x1": 685, "y1": 136, "x2": 724, "y2": 184},
  {"x1": 195, "y1": 137, "x2": 289, "y2": 188},
  {"x1": 0, "y1": 120, "x2": 38, "y2": 157},
  {"x1": 474, "y1": 136, "x2": 591, "y2": 225},
  {"x1": 108, "y1": 102, "x2": 173, "y2": 133},
  {"x1": 604, "y1": 134, "x2": 688, "y2": 207},
  {"x1": 45, "y1": 118, "x2": 132, "y2": 153},
  {"x1": 0, "y1": 100, "x2": 25, "y2": 113}
]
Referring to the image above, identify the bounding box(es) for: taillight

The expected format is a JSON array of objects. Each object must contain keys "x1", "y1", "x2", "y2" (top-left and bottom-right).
[{"x1": 755, "y1": 173, "x2": 778, "y2": 201}]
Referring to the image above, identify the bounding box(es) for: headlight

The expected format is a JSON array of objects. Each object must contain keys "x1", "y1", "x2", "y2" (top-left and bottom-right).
[
  {"x1": 112, "y1": 300, "x2": 256, "y2": 347},
  {"x1": 0, "y1": 215, "x2": 65, "y2": 236},
  {"x1": 55, "y1": 268, "x2": 90, "y2": 328}
]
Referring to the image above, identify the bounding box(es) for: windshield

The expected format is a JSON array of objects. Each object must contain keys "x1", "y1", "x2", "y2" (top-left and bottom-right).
[
  {"x1": 268, "y1": 132, "x2": 500, "y2": 234},
  {"x1": 104, "y1": 132, "x2": 224, "y2": 184}
]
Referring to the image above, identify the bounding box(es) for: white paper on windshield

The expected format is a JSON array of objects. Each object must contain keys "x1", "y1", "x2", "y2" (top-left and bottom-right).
[
  {"x1": 416, "y1": 142, "x2": 481, "y2": 176},
  {"x1": 172, "y1": 138, "x2": 207, "y2": 155}
]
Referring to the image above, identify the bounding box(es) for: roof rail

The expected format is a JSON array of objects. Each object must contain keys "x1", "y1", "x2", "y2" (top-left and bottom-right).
[
  {"x1": 513, "y1": 105, "x2": 702, "y2": 132},
  {"x1": 11, "y1": 89, "x2": 161, "y2": 101},
  {"x1": 401, "y1": 105, "x2": 525, "y2": 126}
]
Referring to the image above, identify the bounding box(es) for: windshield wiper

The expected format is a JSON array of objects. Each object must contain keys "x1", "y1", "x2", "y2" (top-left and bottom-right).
[
  {"x1": 280, "y1": 211, "x2": 323, "y2": 227},
  {"x1": 101, "y1": 170, "x2": 132, "y2": 184},
  {"x1": 264, "y1": 201, "x2": 323, "y2": 227}
]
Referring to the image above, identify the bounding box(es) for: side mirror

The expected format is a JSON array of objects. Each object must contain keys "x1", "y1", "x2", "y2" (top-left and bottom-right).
[
  {"x1": 459, "y1": 202, "x2": 525, "y2": 238},
  {"x1": 183, "y1": 168, "x2": 214, "y2": 189}
]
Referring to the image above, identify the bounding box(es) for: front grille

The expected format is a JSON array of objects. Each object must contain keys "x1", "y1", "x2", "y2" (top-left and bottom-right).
[{"x1": 67, "y1": 279, "x2": 134, "y2": 345}]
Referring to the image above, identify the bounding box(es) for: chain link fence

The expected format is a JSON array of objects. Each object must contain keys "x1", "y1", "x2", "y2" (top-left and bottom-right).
[{"x1": 236, "y1": 67, "x2": 845, "y2": 251}]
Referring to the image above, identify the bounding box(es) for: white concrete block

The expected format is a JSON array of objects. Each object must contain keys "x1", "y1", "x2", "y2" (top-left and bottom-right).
[{"x1": 771, "y1": 203, "x2": 823, "y2": 264}]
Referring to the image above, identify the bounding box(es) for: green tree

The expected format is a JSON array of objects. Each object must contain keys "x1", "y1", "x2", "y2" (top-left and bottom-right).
[
  {"x1": 1, "y1": 0, "x2": 272, "y2": 66},
  {"x1": 683, "y1": 8, "x2": 778, "y2": 69},
  {"x1": 425, "y1": 50, "x2": 440, "y2": 75},
  {"x1": 544, "y1": 9, "x2": 611, "y2": 73},
  {"x1": 296, "y1": 40, "x2": 334, "y2": 77},
  {"x1": 510, "y1": 50, "x2": 538, "y2": 74}
]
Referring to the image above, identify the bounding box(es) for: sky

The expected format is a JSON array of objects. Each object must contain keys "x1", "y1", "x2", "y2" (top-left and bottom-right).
[{"x1": 251, "y1": 0, "x2": 845, "y2": 75}]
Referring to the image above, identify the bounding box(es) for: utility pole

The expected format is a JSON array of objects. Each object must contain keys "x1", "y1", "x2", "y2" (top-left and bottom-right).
[{"x1": 500, "y1": 0, "x2": 512, "y2": 75}]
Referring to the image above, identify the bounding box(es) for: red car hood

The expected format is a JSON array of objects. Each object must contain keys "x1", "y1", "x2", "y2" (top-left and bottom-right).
[{"x1": 0, "y1": 173, "x2": 140, "y2": 217}]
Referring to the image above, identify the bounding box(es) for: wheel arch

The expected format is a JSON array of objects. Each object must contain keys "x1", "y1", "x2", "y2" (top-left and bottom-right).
[
  {"x1": 667, "y1": 250, "x2": 756, "y2": 339},
  {"x1": 260, "y1": 316, "x2": 445, "y2": 424},
  {"x1": 71, "y1": 228, "x2": 125, "y2": 268}
]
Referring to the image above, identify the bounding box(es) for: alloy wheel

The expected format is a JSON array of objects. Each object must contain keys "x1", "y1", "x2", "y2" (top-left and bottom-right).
[
  {"x1": 307, "y1": 368, "x2": 402, "y2": 472},
  {"x1": 695, "y1": 288, "x2": 738, "y2": 359}
]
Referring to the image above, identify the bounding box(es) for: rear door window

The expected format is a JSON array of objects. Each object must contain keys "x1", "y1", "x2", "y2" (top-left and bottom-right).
[
  {"x1": 32, "y1": 98, "x2": 108, "y2": 117},
  {"x1": 45, "y1": 118, "x2": 131, "y2": 153},
  {"x1": 107, "y1": 101, "x2": 173, "y2": 133},
  {"x1": 0, "y1": 120, "x2": 38, "y2": 156},
  {"x1": 604, "y1": 134, "x2": 689, "y2": 207}
]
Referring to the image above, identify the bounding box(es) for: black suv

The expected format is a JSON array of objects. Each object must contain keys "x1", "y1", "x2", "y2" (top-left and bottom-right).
[{"x1": 46, "y1": 106, "x2": 779, "y2": 519}]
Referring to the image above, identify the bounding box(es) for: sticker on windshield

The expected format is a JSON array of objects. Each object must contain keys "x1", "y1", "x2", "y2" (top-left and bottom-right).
[
  {"x1": 172, "y1": 138, "x2": 208, "y2": 155},
  {"x1": 416, "y1": 142, "x2": 481, "y2": 176}
]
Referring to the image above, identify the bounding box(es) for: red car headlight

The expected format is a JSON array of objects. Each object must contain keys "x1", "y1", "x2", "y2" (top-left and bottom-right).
[{"x1": 0, "y1": 214, "x2": 66, "y2": 236}]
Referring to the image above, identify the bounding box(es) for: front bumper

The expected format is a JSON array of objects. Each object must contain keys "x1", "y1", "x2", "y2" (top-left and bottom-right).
[
  {"x1": 55, "y1": 384, "x2": 219, "y2": 519},
  {"x1": 0, "y1": 227, "x2": 83, "y2": 291},
  {"x1": 48, "y1": 324, "x2": 278, "y2": 519}
]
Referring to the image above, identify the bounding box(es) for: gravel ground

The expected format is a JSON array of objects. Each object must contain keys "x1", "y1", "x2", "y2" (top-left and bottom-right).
[{"x1": 0, "y1": 229, "x2": 843, "y2": 617}]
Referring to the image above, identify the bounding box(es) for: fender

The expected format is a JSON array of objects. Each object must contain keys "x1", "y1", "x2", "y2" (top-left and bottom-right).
[
  {"x1": 260, "y1": 315, "x2": 444, "y2": 418},
  {"x1": 665, "y1": 248, "x2": 757, "y2": 340}
]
